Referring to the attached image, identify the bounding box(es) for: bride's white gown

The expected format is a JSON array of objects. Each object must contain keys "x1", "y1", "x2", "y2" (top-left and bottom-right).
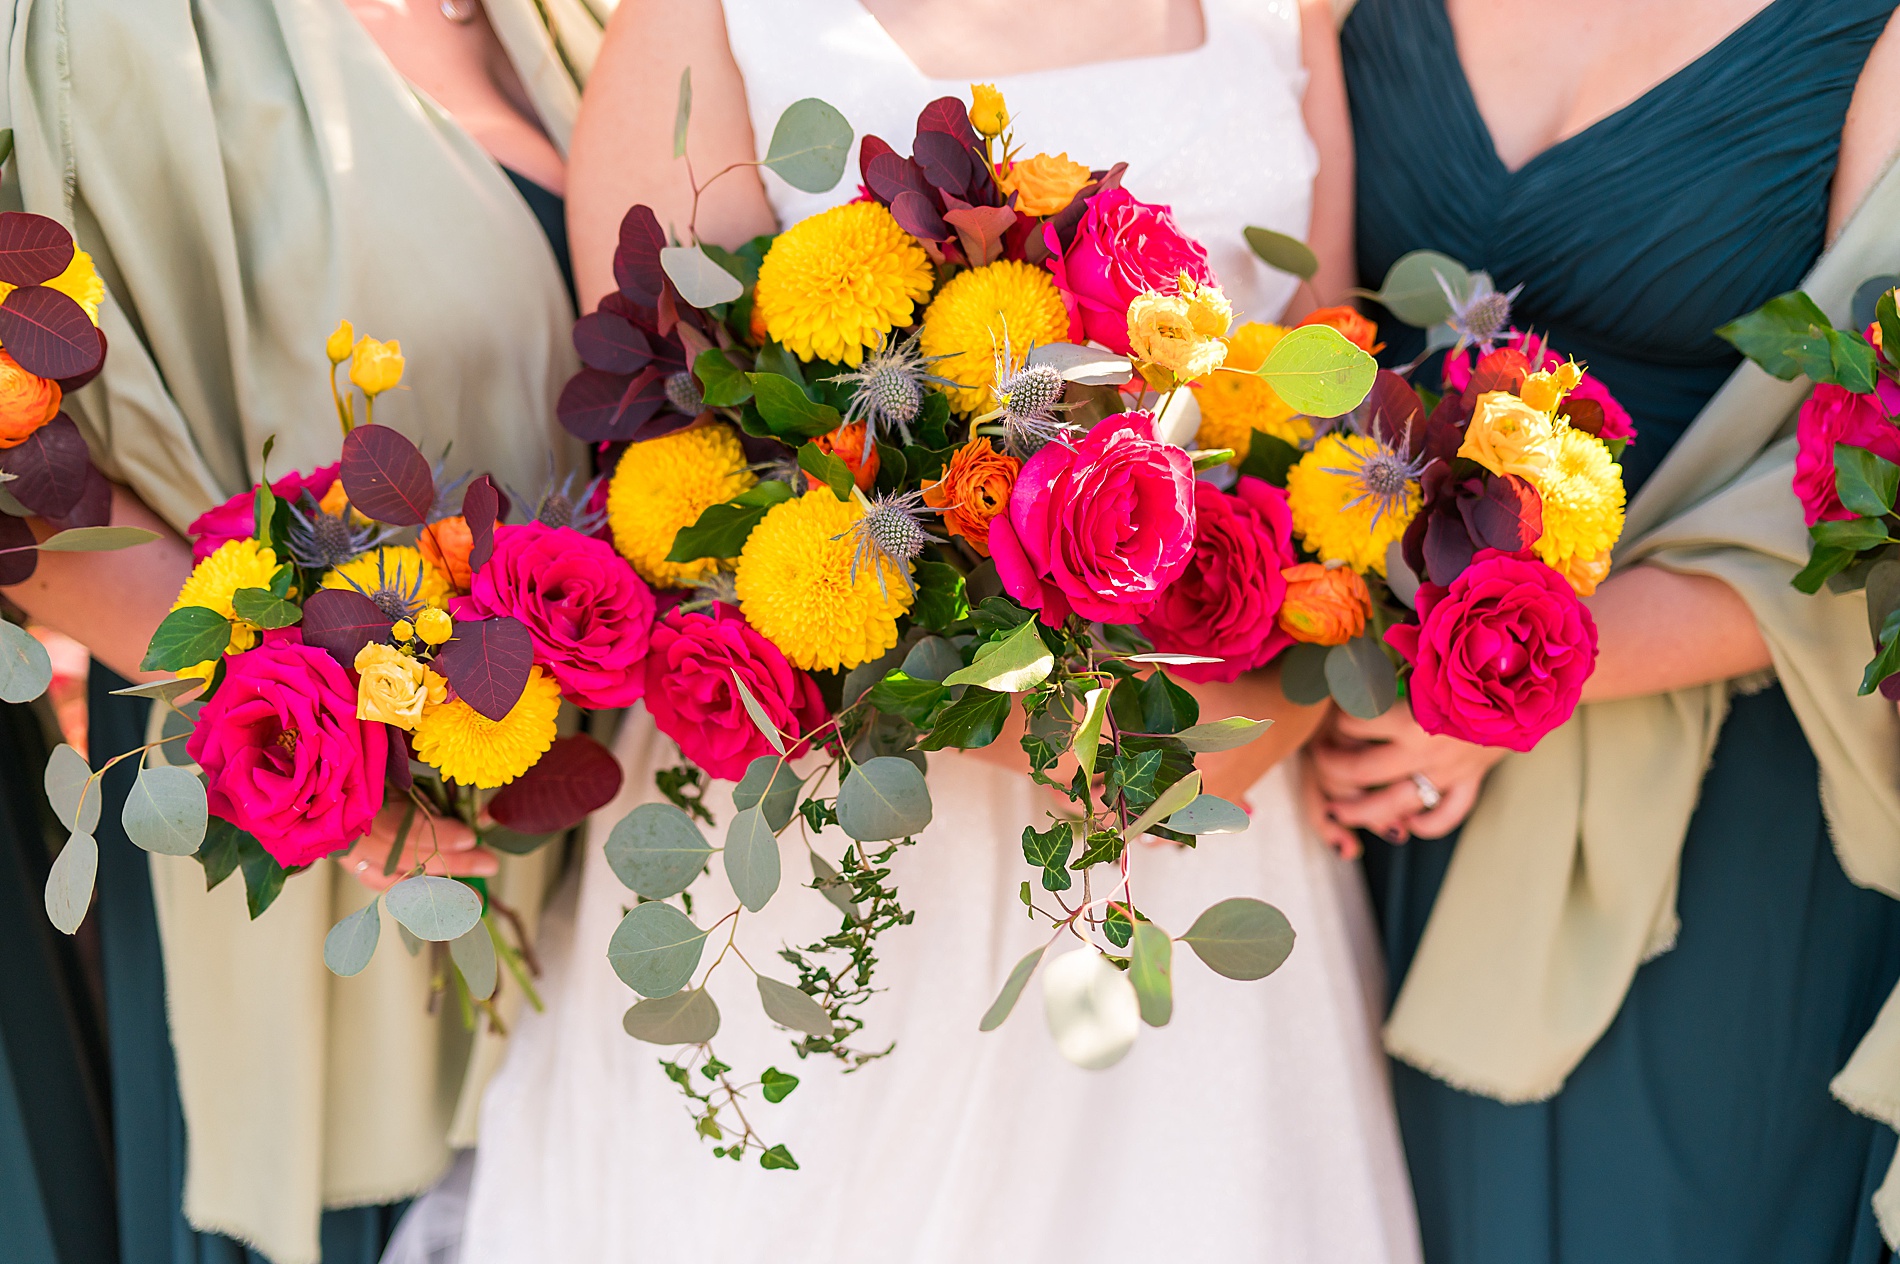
[{"x1": 460, "y1": 2, "x2": 1422, "y2": 1260}]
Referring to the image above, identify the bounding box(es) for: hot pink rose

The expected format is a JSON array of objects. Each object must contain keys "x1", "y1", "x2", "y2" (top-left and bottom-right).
[
  {"x1": 453, "y1": 522, "x2": 655, "y2": 708},
  {"x1": 1042, "y1": 188, "x2": 1217, "y2": 353},
  {"x1": 188, "y1": 639, "x2": 387, "y2": 867},
  {"x1": 186, "y1": 463, "x2": 340, "y2": 562},
  {"x1": 990, "y1": 411, "x2": 1197, "y2": 626},
  {"x1": 1443, "y1": 332, "x2": 1635, "y2": 444},
  {"x1": 643, "y1": 604, "x2": 828, "y2": 781},
  {"x1": 1385, "y1": 548, "x2": 1597, "y2": 753},
  {"x1": 1793, "y1": 383, "x2": 1900, "y2": 525},
  {"x1": 1140, "y1": 476, "x2": 1297, "y2": 682}
]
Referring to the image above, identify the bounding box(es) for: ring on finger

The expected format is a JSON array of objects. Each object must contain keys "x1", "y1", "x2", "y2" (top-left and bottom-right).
[{"x1": 1411, "y1": 772, "x2": 1443, "y2": 812}]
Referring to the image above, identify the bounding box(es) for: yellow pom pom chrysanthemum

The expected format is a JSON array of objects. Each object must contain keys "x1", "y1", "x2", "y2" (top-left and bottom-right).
[
  {"x1": 607, "y1": 424, "x2": 756, "y2": 588},
  {"x1": 172, "y1": 537, "x2": 278, "y2": 677},
  {"x1": 1192, "y1": 322, "x2": 1311, "y2": 460},
  {"x1": 919, "y1": 260, "x2": 1069, "y2": 415},
  {"x1": 1285, "y1": 433, "x2": 1420, "y2": 576},
  {"x1": 322, "y1": 546, "x2": 451, "y2": 611},
  {"x1": 1532, "y1": 427, "x2": 1625, "y2": 578},
  {"x1": 755, "y1": 202, "x2": 935, "y2": 366},
  {"x1": 411, "y1": 666, "x2": 562, "y2": 789},
  {"x1": 735, "y1": 490, "x2": 913, "y2": 672}
]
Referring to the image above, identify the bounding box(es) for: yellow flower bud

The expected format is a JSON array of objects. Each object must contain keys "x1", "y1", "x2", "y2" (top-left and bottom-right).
[
  {"x1": 353, "y1": 642, "x2": 434, "y2": 730},
  {"x1": 1519, "y1": 361, "x2": 1585, "y2": 414},
  {"x1": 326, "y1": 319, "x2": 354, "y2": 365},
  {"x1": 968, "y1": 83, "x2": 1009, "y2": 138},
  {"x1": 349, "y1": 335, "x2": 404, "y2": 397},
  {"x1": 415, "y1": 607, "x2": 453, "y2": 646},
  {"x1": 390, "y1": 619, "x2": 415, "y2": 642}
]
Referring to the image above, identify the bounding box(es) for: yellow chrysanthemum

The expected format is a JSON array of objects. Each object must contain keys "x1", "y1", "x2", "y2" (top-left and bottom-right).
[
  {"x1": 734, "y1": 490, "x2": 912, "y2": 672},
  {"x1": 1532, "y1": 427, "x2": 1625, "y2": 579},
  {"x1": 1192, "y1": 322, "x2": 1312, "y2": 460},
  {"x1": 755, "y1": 202, "x2": 935, "y2": 366},
  {"x1": 322, "y1": 546, "x2": 451, "y2": 610},
  {"x1": 0, "y1": 249, "x2": 106, "y2": 325},
  {"x1": 412, "y1": 667, "x2": 561, "y2": 789},
  {"x1": 171, "y1": 538, "x2": 278, "y2": 678},
  {"x1": 919, "y1": 259, "x2": 1070, "y2": 415},
  {"x1": 607, "y1": 424, "x2": 756, "y2": 588},
  {"x1": 1285, "y1": 433, "x2": 1420, "y2": 576}
]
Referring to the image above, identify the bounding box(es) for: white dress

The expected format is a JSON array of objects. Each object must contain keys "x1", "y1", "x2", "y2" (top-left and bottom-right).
[{"x1": 456, "y1": 3, "x2": 1422, "y2": 1260}]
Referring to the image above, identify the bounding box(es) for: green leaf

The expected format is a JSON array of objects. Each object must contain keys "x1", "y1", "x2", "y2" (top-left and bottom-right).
[
  {"x1": 237, "y1": 833, "x2": 288, "y2": 919},
  {"x1": 900, "y1": 635, "x2": 963, "y2": 683},
  {"x1": 386, "y1": 875, "x2": 483, "y2": 941},
  {"x1": 1235, "y1": 430, "x2": 1302, "y2": 489},
  {"x1": 1128, "y1": 922, "x2": 1174, "y2": 1027},
  {"x1": 731, "y1": 757, "x2": 804, "y2": 832},
  {"x1": 756, "y1": 975, "x2": 831, "y2": 1038},
  {"x1": 749, "y1": 372, "x2": 841, "y2": 439},
  {"x1": 693, "y1": 348, "x2": 754, "y2": 407},
  {"x1": 141, "y1": 606, "x2": 231, "y2": 673},
  {"x1": 44, "y1": 743, "x2": 97, "y2": 834},
  {"x1": 1041, "y1": 948, "x2": 1139, "y2": 1070},
  {"x1": 1811, "y1": 517, "x2": 1893, "y2": 551},
  {"x1": 918, "y1": 685, "x2": 1010, "y2": 750},
  {"x1": 754, "y1": 342, "x2": 806, "y2": 390},
  {"x1": 1280, "y1": 642, "x2": 1333, "y2": 705},
  {"x1": 1105, "y1": 748, "x2": 1163, "y2": 800},
  {"x1": 1829, "y1": 328, "x2": 1879, "y2": 394},
  {"x1": 623, "y1": 988, "x2": 721, "y2": 1045},
  {"x1": 978, "y1": 944, "x2": 1046, "y2": 1032},
  {"x1": 795, "y1": 441, "x2": 854, "y2": 501},
  {"x1": 666, "y1": 480, "x2": 794, "y2": 563},
  {"x1": 608, "y1": 900, "x2": 710, "y2": 998},
  {"x1": 123, "y1": 765, "x2": 208, "y2": 856},
  {"x1": 1167, "y1": 794, "x2": 1251, "y2": 835},
  {"x1": 1879, "y1": 288, "x2": 1900, "y2": 368},
  {"x1": 943, "y1": 618, "x2": 1053, "y2": 692},
  {"x1": 867, "y1": 670, "x2": 948, "y2": 725},
  {"x1": 1133, "y1": 669, "x2": 1198, "y2": 735},
  {"x1": 1072, "y1": 685, "x2": 1112, "y2": 780},
  {"x1": 1254, "y1": 324, "x2": 1378, "y2": 418},
  {"x1": 1836, "y1": 447, "x2": 1900, "y2": 517},
  {"x1": 759, "y1": 1143, "x2": 801, "y2": 1171},
  {"x1": 450, "y1": 921, "x2": 498, "y2": 1000},
  {"x1": 196, "y1": 818, "x2": 245, "y2": 891},
  {"x1": 835, "y1": 756, "x2": 932, "y2": 841},
  {"x1": 1371, "y1": 250, "x2": 1471, "y2": 327},
  {"x1": 35, "y1": 526, "x2": 161, "y2": 552},
  {"x1": 730, "y1": 669, "x2": 789, "y2": 755},
  {"x1": 1865, "y1": 558, "x2": 1900, "y2": 642},
  {"x1": 1102, "y1": 903, "x2": 1137, "y2": 948},
  {"x1": 1794, "y1": 542, "x2": 1861, "y2": 594},
  {"x1": 912, "y1": 560, "x2": 970, "y2": 633},
  {"x1": 760, "y1": 1066, "x2": 800, "y2": 1102},
  {"x1": 1021, "y1": 821, "x2": 1073, "y2": 871},
  {"x1": 254, "y1": 476, "x2": 276, "y2": 545},
  {"x1": 323, "y1": 901, "x2": 382, "y2": 977},
  {"x1": 760, "y1": 97, "x2": 853, "y2": 193},
  {"x1": 1070, "y1": 829, "x2": 1125, "y2": 870},
  {"x1": 672, "y1": 65, "x2": 692, "y2": 159},
  {"x1": 1862, "y1": 607, "x2": 1900, "y2": 696},
  {"x1": 0, "y1": 619, "x2": 52, "y2": 704},
  {"x1": 660, "y1": 245, "x2": 745, "y2": 308},
  {"x1": 971, "y1": 595, "x2": 1034, "y2": 636},
  {"x1": 231, "y1": 587, "x2": 302, "y2": 630},
  {"x1": 604, "y1": 803, "x2": 713, "y2": 900},
  {"x1": 1181, "y1": 897, "x2": 1296, "y2": 981},
  {"x1": 723, "y1": 805, "x2": 782, "y2": 912},
  {"x1": 1172, "y1": 716, "x2": 1273, "y2": 753},
  {"x1": 808, "y1": 849, "x2": 861, "y2": 921},
  {"x1": 1243, "y1": 226, "x2": 1319, "y2": 280},
  {"x1": 44, "y1": 831, "x2": 96, "y2": 934},
  {"x1": 0, "y1": 130, "x2": 14, "y2": 167},
  {"x1": 1715, "y1": 290, "x2": 1837, "y2": 382},
  {"x1": 1125, "y1": 769, "x2": 1203, "y2": 839},
  {"x1": 1326, "y1": 635, "x2": 1399, "y2": 719}
]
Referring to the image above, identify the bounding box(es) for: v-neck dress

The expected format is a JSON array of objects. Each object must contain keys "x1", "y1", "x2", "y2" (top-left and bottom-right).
[{"x1": 1346, "y1": 0, "x2": 1900, "y2": 1260}]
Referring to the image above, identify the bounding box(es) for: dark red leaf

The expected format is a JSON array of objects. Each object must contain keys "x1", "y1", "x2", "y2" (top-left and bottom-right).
[
  {"x1": 462, "y1": 475, "x2": 500, "y2": 571},
  {"x1": 487, "y1": 733, "x2": 624, "y2": 834},
  {"x1": 865, "y1": 152, "x2": 933, "y2": 207},
  {"x1": 0, "y1": 509, "x2": 37, "y2": 585},
  {"x1": 1469, "y1": 349, "x2": 1532, "y2": 397},
  {"x1": 0, "y1": 414, "x2": 91, "y2": 517},
  {"x1": 300, "y1": 588, "x2": 389, "y2": 668},
  {"x1": 53, "y1": 325, "x2": 107, "y2": 394},
  {"x1": 1421, "y1": 509, "x2": 1476, "y2": 587},
  {"x1": 0, "y1": 287, "x2": 101, "y2": 380},
  {"x1": 1556, "y1": 396, "x2": 1606, "y2": 437},
  {"x1": 340, "y1": 424, "x2": 435, "y2": 526},
  {"x1": 0, "y1": 213, "x2": 74, "y2": 286},
  {"x1": 943, "y1": 205, "x2": 1015, "y2": 267},
  {"x1": 858, "y1": 134, "x2": 897, "y2": 194},
  {"x1": 573, "y1": 310, "x2": 652, "y2": 375},
  {"x1": 915, "y1": 96, "x2": 978, "y2": 147},
  {"x1": 1465, "y1": 474, "x2": 1543, "y2": 552},
  {"x1": 613, "y1": 205, "x2": 669, "y2": 305},
  {"x1": 1361, "y1": 370, "x2": 1427, "y2": 456},
  {"x1": 1881, "y1": 672, "x2": 1900, "y2": 702},
  {"x1": 385, "y1": 727, "x2": 413, "y2": 793},
  {"x1": 433, "y1": 615, "x2": 533, "y2": 723},
  {"x1": 556, "y1": 366, "x2": 666, "y2": 442},
  {"x1": 890, "y1": 190, "x2": 948, "y2": 244},
  {"x1": 913, "y1": 129, "x2": 975, "y2": 200},
  {"x1": 46, "y1": 463, "x2": 111, "y2": 529}
]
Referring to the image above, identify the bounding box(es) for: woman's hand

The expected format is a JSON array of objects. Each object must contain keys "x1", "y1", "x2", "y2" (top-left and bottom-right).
[
  {"x1": 345, "y1": 801, "x2": 499, "y2": 893},
  {"x1": 1308, "y1": 705, "x2": 1509, "y2": 842}
]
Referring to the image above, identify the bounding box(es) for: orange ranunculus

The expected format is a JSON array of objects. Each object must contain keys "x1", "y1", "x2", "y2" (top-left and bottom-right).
[
  {"x1": 1297, "y1": 305, "x2": 1385, "y2": 355},
  {"x1": 921, "y1": 437, "x2": 1021, "y2": 557},
  {"x1": 1276, "y1": 562, "x2": 1371, "y2": 646},
  {"x1": 1554, "y1": 548, "x2": 1612, "y2": 597},
  {"x1": 810, "y1": 421, "x2": 880, "y2": 492},
  {"x1": 0, "y1": 351, "x2": 61, "y2": 449},
  {"x1": 420, "y1": 515, "x2": 476, "y2": 592},
  {"x1": 997, "y1": 152, "x2": 1093, "y2": 218}
]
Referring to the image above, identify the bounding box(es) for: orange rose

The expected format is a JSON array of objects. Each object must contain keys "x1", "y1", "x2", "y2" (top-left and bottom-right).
[
  {"x1": 921, "y1": 437, "x2": 1021, "y2": 556},
  {"x1": 810, "y1": 421, "x2": 879, "y2": 492},
  {"x1": 419, "y1": 516, "x2": 476, "y2": 592},
  {"x1": 1277, "y1": 562, "x2": 1371, "y2": 646},
  {"x1": 0, "y1": 351, "x2": 61, "y2": 449},
  {"x1": 997, "y1": 152, "x2": 1093, "y2": 218},
  {"x1": 1297, "y1": 305, "x2": 1384, "y2": 355}
]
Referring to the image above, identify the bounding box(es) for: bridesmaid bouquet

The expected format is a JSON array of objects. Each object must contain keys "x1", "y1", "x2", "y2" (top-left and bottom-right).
[
  {"x1": 551, "y1": 81, "x2": 1375, "y2": 1164},
  {"x1": 1717, "y1": 281, "x2": 1900, "y2": 696}
]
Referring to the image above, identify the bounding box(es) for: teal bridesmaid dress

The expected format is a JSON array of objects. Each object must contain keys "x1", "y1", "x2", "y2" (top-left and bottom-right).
[{"x1": 1345, "y1": 0, "x2": 1900, "y2": 1260}]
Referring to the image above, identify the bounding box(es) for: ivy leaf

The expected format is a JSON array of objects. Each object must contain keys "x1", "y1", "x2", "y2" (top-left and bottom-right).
[
  {"x1": 1020, "y1": 821, "x2": 1073, "y2": 891},
  {"x1": 942, "y1": 618, "x2": 1052, "y2": 692},
  {"x1": 912, "y1": 560, "x2": 970, "y2": 633},
  {"x1": 1070, "y1": 829, "x2": 1125, "y2": 870},
  {"x1": 760, "y1": 1066, "x2": 800, "y2": 1103},
  {"x1": 917, "y1": 685, "x2": 1009, "y2": 750},
  {"x1": 759, "y1": 1143, "x2": 801, "y2": 1171},
  {"x1": 866, "y1": 670, "x2": 948, "y2": 726}
]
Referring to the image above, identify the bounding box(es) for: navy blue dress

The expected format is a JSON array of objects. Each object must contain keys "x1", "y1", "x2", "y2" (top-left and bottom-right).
[{"x1": 1346, "y1": 1, "x2": 1900, "y2": 1260}]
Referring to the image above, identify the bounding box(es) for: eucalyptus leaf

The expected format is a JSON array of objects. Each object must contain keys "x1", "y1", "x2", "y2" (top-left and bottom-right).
[
  {"x1": 835, "y1": 756, "x2": 932, "y2": 841},
  {"x1": 979, "y1": 944, "x2": 1046, "y2": 1032},
  {"x1": 942, "y1": 618, "x2": 1053, "y2": 692},
  {"x1": 44, "y1": 830, "x2": 97, "y2": 935},
  {"x1": 108, "y1": 677, "x2": 203, "y2": 704},
  {"x1": 450, "y1": 922, "x2": 498, "y2": 1001},
  {"x1": 1042, "y1": 948, "x2": 1140, "y2": 1070},
  {"x1": 1026, "y1": 342, "x2": 1134, "y2": 386},
  {"x1": 323, "y1": 901, "x2": 382, "y2": 977},
  {"x1": 757, "y1": 975, "x2": 831, "y2": 1039},
  {"x1": 1128, "y1": 922, "x2": 1174, "y2": 1027},
  {"x1": 1326, "y1": 635, "x2": 1399, "y2": 719},
  {"x1": 1182, "y1": 897, "x2": 1296, "y2": 981},
  {"x1": 809, "y1": 850, "x2": 861, "y2": 921},
  {"x1": 1073, "y1": 685, "x2": 1111, "y2": 780},
  {"x1": 900, "y1": 635, "x2": 963, "y2": 683},
  {"x1": 730, "y1": 669, "x2": 789, "y2": 754},
  {"x1": 385, "y1": 875, "x2": 484, "y2": 942},
  {"x1": 1255, "y1": 324, "x2": 1377, "y2": 417},
  {"x1": 660, "y1": 245, "x2": 745, "y2": 308},
  {"x1": 1171, "y1": 716, "x2": 1272, "y2": 753},
  {"x1": 45, "y1": 743, "x2": 98, "y2": 834},
  {"x1": 1243, "y1": 226, "x2": 1319, "y2": 280},
  {"x1": 724, "y1": 805, "x2": 782, "y2": 912},
  {"x1": 123, "y1": 764, "x2": 208, "y2": 856},
  {"x1": 608, "y1": 900, "x2": 709, "y2": 999},
  {"x1": 0, "y1": 619, "x2": 51, "y2": 703},
  {"x1": 604, "y1": 803, "x2": 713, "y2": 900},
  {"x1": 623, "y1": 988, "x2": 721, "y2": 1045},
  {"x1": 35, "y1": 526, "x2": 161, "y2": 552},
  {"x1": 1372, "y1": 250, "x2": 1472, "y2": 327},
  {"x1": 1125, "y1": 769, "x2": 1203, "y2": 839},
  {"x1": 761, "y1": 97, "x2": 853, "y2": 193},
  {"x1": 1167, "y1": 794, "x2": 1251, "y2": 835},
  {"x1": 1384, "y1": 539, "x2": 1422, "y2": 608},
  {"x1": 732, "y1": 757, "x2": 803, "y2": 832},
  {"x1": 672, "y1": 66, "x2": 693, "y2": 159}
]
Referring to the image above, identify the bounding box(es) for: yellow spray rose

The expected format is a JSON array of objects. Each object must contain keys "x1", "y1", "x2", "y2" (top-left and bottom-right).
[
  {"x1": 1459, "y1": 391, "x2": 1562, "y2": 481},
  {"x1": 998, "y1": 152, "x2": 1092, "y2": 217},
  {"x1": 968, "y1": 83, "x2": 1009, "y2": 138},
  {"x1": 1519, "y1": 361, "x2": 1584, "y2": 414},
  {"x1": 415, "y1": 607, "x2": 454, "y2": 646},
  {"x1": 353, "y1": 642, "x2": 446, "y2": 730},
  {"x1": 350, "y1": 335, "x2": 404, "y2": 397},
  {"x1": 1127, "y1": 287, "x2": 1229, "y2": 384}
]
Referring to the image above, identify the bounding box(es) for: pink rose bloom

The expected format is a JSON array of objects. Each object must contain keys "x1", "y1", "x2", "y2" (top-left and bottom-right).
[
  {"x1": 642, "y1": 604, "x2": 828, "y2": 781},
  {"x1": 188, "y1": 640, "x2": 388, "y2": 867},
  {"x1": 186, "y1": 463, "x2": 340, "y2": 562},
  {"x1": 1140, "y1": 476, "x2": 1297, "y2": 682},
  {"x1": 1042, "y1": 188, "x2": 1217, "y2": 353},
  {"x1": 1442, "y1": 332, "x2": 1635, "y2": 444},
  {"x1": 1793, "y1": 383, "x2": 1900, "y2": 525},
  {"x1": 990, "y1": 410, "x2": 1198, "y2": 627},
  {"x1": 453, "y1": 522, "x2": 655, "y2": 708},
  {"x1": 1385, "y1": 548, "x2": 1598, "y2": 753}
]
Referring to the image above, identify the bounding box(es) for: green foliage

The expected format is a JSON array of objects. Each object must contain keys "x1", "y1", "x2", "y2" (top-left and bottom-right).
[
  {"x1": 1368, "y1": 250, "x2": 1471, "y2": 327},
  {"x1": 231, "y1": 587, "x2": 301, "y2": 629},
  {"x1": 723, "y1": 806, "x2": 781, "y2": 912},
  {"x1": 1237, "y1": 430, "x2": 1302, "y2": 488},
  {"x1": 386, "y1": 874, "x2": 484, "y2": 942},
  {"x1": 655, "y1": 764, "x2": 715, "y2": 827},
  {"x1": 749, "y1": 372, "x2": 843, "y2": 438},
  {"x1": 0, "y1": 619, "x2": 52, "y2": 704},
  {"x1": 978, "y1": 945, "x2": 1046, "y2": 1032},
  {"x1": 918, "y1": 686, "x2": 1010, "y2": 750},
  {"x1": 1181, "y1": 897, "x2": 1296, "y2": 981},
  {"x1": 866, "y1": 671, "x2": 948, "y2": 726},
  {"x1": 1862, "y1": 606, "x2": 1900, "y2": 696},
  {"x1": 1070, "y1": 829, "x2": 1125, "y2": 871},
  {"x1": 760, "y1": 1067, "x2": 799, "y2": 1103},
  {"x1": 1128, "y1": 922, "x2": 1174, "y2": 1027},
  {"x1": 323, "y1": 901, "x2": 382, "y2": 977},
  {"x1": 141, "y1": 606, "x2": 231, "y2": 673},
  {"x1": 835, "y1": 757, "x2": 932, "y2": 841},
  {"x1": 761, "y1": 97, "x2": 853, "y2": 193},
  {"x1": 665, "y1": 480, "x2": 793, "y2": 564},
  {"x1": 1715, "y1": 290, "x2": 1876, "y2": 389},
  {"x1": 123, "y1": 765, "x2": 208, "y2": 856},
  {"x1": 1836, "y1": 447, "x2": 1900, "y2": 518},
  {"x1": 1255, "y1": 325, "x2": 1377, "y2": 417},
  {"x1": 660, "y1": 245, "x2": 745, "y2": 307},
  {"x1": 692, "y1": 348, "x2": 754, "y2": 407},
  {"x1": 608, "y1": 900, "x2": 710, "y2": 998},
  {"x1": 1326, "y1": 634, "x2": 1399, "y2": 719},
  {"x1": 1020, "y1": 822, "x2": 1073, "y2": 892},
  {"x1": 912, "y1": 560, "x2": 971, "y2": 633},
  {"x1": 624, "y1": 988, "x2": 720, "y2": 1044},
  {"x1": 943, "y1": 617, "x2": 1053, "y2": 691},
  {"x1": 796, "y1": 441, "x2": 854, "y2": 501},
  {"x1": 1243, "y1": 226, "x2": 1319, "y2": 280}
]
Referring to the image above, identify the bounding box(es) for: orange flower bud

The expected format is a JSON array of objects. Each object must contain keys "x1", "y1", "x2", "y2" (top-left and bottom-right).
[
  {"x1": 419, "y1": 515, "x2": 476, "y2": 592},
  {"x1": 1297, "y1": 305, "x2": 1385, "y2": 355},
  {"x1": 921, "y1": 437, "x2": 1021, "y2": 557},
  {"x1": 0, "y1": 351, "x2": 61, "y2": 449},
  {"x1": 810, "y1": 422, "x2": 880, "y2": 492},
  {"x1": 1277, "y1": 562, "x2": 1371, "y2": 646}
]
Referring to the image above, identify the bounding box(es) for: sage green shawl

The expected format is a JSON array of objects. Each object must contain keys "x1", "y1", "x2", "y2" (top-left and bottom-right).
[
  {"x1": 1, "y1": 1, "x2": 589, "y2": 1261},
  {"x1": 1383, "y1": 147, "x2": 1900, "y2": 1243}
]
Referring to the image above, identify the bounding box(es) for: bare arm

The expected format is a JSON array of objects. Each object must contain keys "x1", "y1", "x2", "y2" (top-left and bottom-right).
[{"x1": 1291, "y1": 0, "x2": 1356, "y2": 314}]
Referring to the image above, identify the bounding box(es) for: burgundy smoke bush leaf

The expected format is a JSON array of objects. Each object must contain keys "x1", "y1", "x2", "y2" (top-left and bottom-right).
[
  {"x1": 0, "y1": 414, "x2": 91, "y2": 517},
  {"x1": 865, "y1": 151, "x2": 933, "y2": 207},
  {"x1": 0, "y1": 286, "x2": 101, "y2": 380},
  {"x1": 0, "y1": 510, "x2": 37, "y2": 585},
  {"x1": 47, "y1": 464, "x2": 111, "y2": 530},
  {"x1": 1420, "y1": 392, "x2": 1472, "y2": 465},
  {"x1": 486, "y1": 733, "x2": 624, "y2": 834},
  {"x1": 433, "y1": 615, "x2": 533, "y2": 723},
  {"x1": 300, "y1": 588, "x2": 389, "y2": 667},
  {"x1": 857, "y1": 133, "x2": 897, "y2": 191},
  {"x1": 613, "y1": 205, "x2": 669, "y2": 305},
  {"x1": 556, "y1": 366, "x2": 666, "y2": 442},
  {"x1": 340, "y1": 424, "x2": 435, "y2": 526},
  {"x1": 1360, "y1": 370, "x2": 1427, "y2": 455},
  {"x1": 53, "y1": 325, "x2": 107, "y2": 394},
  {"x1": 944, "y1": 205, "x2": 1015, "y2": 267},
  {"x1": 913, "y1": 129, "x2": 974, "y2": 200},
  {"x1": 1420, "y1": 508, "x2": 1477, "y2": 587},
  {"x1": 0, "y1": 213, "x2": 74, "y2": 286},
  {"x1": 1469, "y1": 348, "x2": 1532, "y2": 397},
  {"x1": 1465, "y1": 474, "x2": 1543, "y2": 552},
  {"x1": 915, "y1": 96, "x2": 979, "y2": 147},
  {"x1": 1557, "y1": 396, "x2": 1606, "y2": 437},
  {"x1": 890, "y1": 190, "x2": 949, "y2": 244},
  {"x1": 462, "y1": 475, "x2": 501, "y2": 572},
  {"x1": 572, "y1": 310, "x2": 653, "y2": 374},
  {"x1": 385, "y1": 728, "x2": 414, "y2": 793}
]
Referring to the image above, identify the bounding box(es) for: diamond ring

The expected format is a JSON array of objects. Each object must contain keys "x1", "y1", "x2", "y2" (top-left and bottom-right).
[{"x1": 1411, "y1": 772, "x2": 1443, "y2": 813}]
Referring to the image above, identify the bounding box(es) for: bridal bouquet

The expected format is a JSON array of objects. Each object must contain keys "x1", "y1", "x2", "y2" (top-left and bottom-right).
[
  {"x1": 1717, "y1": 282, "x2": 1900, "y2": 696},
  {"x1": 553, "y1": 80, "x2": 1375, "y2": 1164}
]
